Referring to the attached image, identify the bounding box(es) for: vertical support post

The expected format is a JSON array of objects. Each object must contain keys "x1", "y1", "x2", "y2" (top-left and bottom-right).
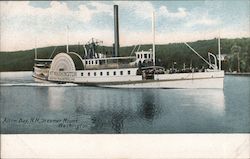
[
  {"x1": 35, "y1": 37, "x2": 37, "y2": 59},
  {"x1": 35, "y1": 15, "x2": 37, "y2": 60},
  {"x1": 114, "y1": 5, "x2": 120, "y2": 57},
  {"x1": 238, "y1": 52, "x2": 240, "y2": 73},
  {"x1": 66, "y1": 25, "x2": 69, "y2": 53},
  {"x1": 218, "y1": 34, "x2": 221, "y2": 70},
  {"x1": 152, "y1": 11, "x2": 155, "y2": 66}
]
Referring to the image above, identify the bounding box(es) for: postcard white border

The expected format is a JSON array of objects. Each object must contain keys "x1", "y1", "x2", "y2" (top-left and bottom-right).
[{"x1": 1, "y1": 134, "x2": 250, "y2": 159}]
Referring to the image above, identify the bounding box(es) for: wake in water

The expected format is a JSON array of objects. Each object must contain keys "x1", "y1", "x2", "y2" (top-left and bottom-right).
[
  {"x1": 0, "y1": 83, "x2": 78, "y2": 87},
  {"x1": 1, "y1": 71, "x2": 79, "y2": 87}
]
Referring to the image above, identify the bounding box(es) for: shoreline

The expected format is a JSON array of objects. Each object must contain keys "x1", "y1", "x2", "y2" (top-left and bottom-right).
[
  {"x1": 225, "y1": 72, "x2": 250, "y2": 76},
  {"x1": 0, "y1": 71, "x2": 32, "y2": 73}
]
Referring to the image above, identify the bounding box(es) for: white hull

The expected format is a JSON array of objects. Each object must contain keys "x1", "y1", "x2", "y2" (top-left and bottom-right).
[
  {"x1": 33, "y1": 68, "x2": 224, "y2": 89},
  {"x1": 98, "y1": 77, "x2": 224, "y2": 89},
  {"x1": 87, "y1": 71, "x2": 224, "y2": 89}
]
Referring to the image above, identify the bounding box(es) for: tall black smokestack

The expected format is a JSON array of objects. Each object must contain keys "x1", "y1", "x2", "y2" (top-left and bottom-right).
[{"x1": 114, "y1": 5, "x2": 119, "y2": 57}]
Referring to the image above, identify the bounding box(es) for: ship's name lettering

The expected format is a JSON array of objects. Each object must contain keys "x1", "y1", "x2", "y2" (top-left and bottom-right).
[{"x1": 51, "y1": 71, "x2": 76, "y2": 77}]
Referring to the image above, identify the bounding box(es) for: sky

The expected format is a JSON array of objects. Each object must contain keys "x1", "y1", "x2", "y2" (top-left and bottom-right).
[{"x1": 0, "y1": 1, "x2": 249, "y2": 51}]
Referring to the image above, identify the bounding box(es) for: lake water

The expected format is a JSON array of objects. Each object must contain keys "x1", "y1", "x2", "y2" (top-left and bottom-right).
[{"x1": 0, "y1": 71, "x2": 249, "y2": 134}]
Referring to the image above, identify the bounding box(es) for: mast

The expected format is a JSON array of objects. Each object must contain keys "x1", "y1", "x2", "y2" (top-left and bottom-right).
[
  {"x1": 35, "y1": 14, "x2": 37, "y2": 59},
  {"x1": 66, "y1": 25, "x2": 69, "y2": 53},
  {"x1": 218, "y1": 34, "x2": 221, "y2": 70},
  {"x1": 35, "y1": 37, "x2": 37, "y2": 59},
  {"x1": 152, "y1": 11, "x2": 155, "y2": 66}
]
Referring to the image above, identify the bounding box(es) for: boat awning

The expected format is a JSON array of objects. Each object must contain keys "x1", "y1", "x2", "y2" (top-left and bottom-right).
[
  {"x1": 141, "y1": 66, "x2": 165, "y2": 70},
  {"x1": 84, "y1": 56, "x2": 136, "y2": 61},
  {"x1": 35, "y1": 59, "x2": 53, "y2": 62}
]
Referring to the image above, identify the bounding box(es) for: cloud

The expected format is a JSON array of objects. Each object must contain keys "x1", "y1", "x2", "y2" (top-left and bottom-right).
[
  {"x1": 114, "y1": 1, "x2": 217, "y2": 28},
  {"x1": 0, "y1": 1, "x2": 113, "y2": 51},
  {"x1": 0, "y1": 27, "x2": 114, "y2": 51},
  {"x1": 115, "y1": 2, "x2": 188, "y2": 20},
  {"x1": 0, "y1": 1, "x2": 248, "y2": 51},
  {"x1": 78, "y1": 2, "x2": 112, "y2": 22},
  {"x1": 0, "y1": 1, "x2": 112, "y2": 23},
  {"x1": 158, "y1": 6, "x2": 188, "y2": 19},
  {"x1": 185, "y1": 15, "x2": 220, "y2": 27},
  {"x1": 182, "y1": 3, "x2": 221, "y2": 27},
  {"x1": 1, "y1": 25, "x2": 249, "y2": 52},
  {"x1": 115, "y1": 1, "x2": 154, "y2": 19},
  {"x1": 89, "y1": 1, "x2": 113, "y2": 15}
]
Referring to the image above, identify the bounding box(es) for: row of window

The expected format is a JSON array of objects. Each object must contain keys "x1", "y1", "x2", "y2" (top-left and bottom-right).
[
  {"x1": 137, "y1": 53, "x2": 151, "y2": 59},
  {"x1": 85, "y1": 60, "x2": 99, "y2": 65},
  {"x1": 80, "y1": 70, "x2": 131, "y2": 77}
]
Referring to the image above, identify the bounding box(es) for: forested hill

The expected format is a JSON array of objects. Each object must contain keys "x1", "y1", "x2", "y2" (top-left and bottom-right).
[{"x1": 0, "y1": 37, "x2": 249, "y2": 72}]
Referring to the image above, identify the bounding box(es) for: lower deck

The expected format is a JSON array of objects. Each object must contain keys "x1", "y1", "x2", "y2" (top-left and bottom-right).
[{"x1": 33, "y1": 66, "x2": 224, "y2": 89}]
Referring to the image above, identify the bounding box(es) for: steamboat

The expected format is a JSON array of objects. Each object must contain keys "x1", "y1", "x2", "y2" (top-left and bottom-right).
[{"x1": 33, "y1": 5, "x2": 224, "y2": 89}]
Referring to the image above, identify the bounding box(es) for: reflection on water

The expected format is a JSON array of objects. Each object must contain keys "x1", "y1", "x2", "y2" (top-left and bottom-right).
[
  {"x1": 72, "y1": 89, "x2": 160, "y2": 133},
  {"x1": 0, "y1": 86, "x2": 227, "y2": 133},
  {"x1": 0, "y1": 72, "x2": 249, "y2": 133},
  {"x1": 182, "y1": 90, "x2": 225, "y2": 116},
  {"x1": 48, "y1": 87, "x2": 65, "y2": 110},
  {"x1": 138, "y1": 90, "x2": 159, "y2": 121},
  {"x1": 69, "y1": 88, "x2": 225, "y2": 133},
  {"x1": 206, "y1": 90, "x2": 225, "y2": 115},
  {"x1": 111, "y1": 112, "x2": 124, "y2": 133},
  {"x1": 90, "y1": 109, "x2": 127, "y2": 133}
]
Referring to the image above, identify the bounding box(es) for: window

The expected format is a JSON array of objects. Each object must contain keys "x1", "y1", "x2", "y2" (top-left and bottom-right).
[
  {"x1": 120, "y1": 71, "x2": 123, "y2": 75},
  {"x1": 85, "y1": 61, "x2": 88, "y2": 65},
  {"x1": 94, "y1": 72, "x2": 96, "y2": 76},
  {"x1": 141, "y1": 54, "x2": 143, "y2": 58},
  {"x1": 107, "y1": 72, "x2": 109, "y2": 76},
  {"x1": 95, "y1": 60, "x2": 98, "y2": 64},
  {"x1": 81, "y1": 72, "x2": 83, "y2": 76},
  {"x1": 89, "y1": 61, "x2": 91, "y2": 64},
  {"x1": 88, "y1": 72, "x2": 90, "y2": 76},
  {"x1": 137, "y1": 54, "x2": 140, "y2": 58},
  {"x1": 100, "y1": 72, "x2": 103, "y2": 76},
  {"x1": 113, "y1": 71, "x2": 116, "y2": 76},
  {"x1": 149, "y1": 54, "x2": 151, "y2": 58},
  {"x1": 144, "y1": 54, "x2": 147, "y2": 58},
  {"x1": 59, "y1": 68, "x2": 64, "y2": 71},
  {"x1": 128, "y1": 70, "x2": 131, "y2": 75},
  {"x1": 92, "y1": 61, "x2": 94, "y2": 64}
]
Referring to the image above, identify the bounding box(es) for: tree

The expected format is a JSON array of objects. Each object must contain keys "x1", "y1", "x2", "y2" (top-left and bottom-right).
[{"x1": 231, "y1": 44, "x2": 241, "y2": 72}]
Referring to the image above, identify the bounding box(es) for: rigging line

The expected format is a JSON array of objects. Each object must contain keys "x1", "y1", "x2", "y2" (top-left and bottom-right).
[
  {"x1": 136, "y1": 45, "x2": 141, "y2": 52},
  {"x1": 49, "y1": 46, "x2": 58, "y2": 59},
  {"x1": 130, "y1": 45, "x2": 137, "y2": 56},
  {"x1": 184, "y1": 42, "x2": 214, "y2": 69}
]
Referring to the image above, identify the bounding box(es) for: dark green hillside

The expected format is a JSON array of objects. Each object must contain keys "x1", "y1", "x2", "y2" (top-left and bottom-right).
[{"x1": 0, "y1": 38, "x2": 249, "y2": 72}]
